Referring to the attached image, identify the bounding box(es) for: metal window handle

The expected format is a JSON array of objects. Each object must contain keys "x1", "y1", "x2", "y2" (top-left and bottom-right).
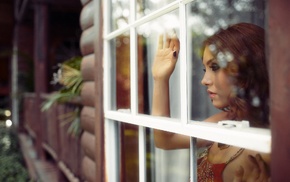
[{"x1": 218, "y1": 120, "x2": 250, "y2": 128}]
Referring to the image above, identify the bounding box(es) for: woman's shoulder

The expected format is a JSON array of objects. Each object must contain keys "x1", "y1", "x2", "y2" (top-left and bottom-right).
[{"x1": 204, "y1": 111, "x2": 229, "y2": 123}]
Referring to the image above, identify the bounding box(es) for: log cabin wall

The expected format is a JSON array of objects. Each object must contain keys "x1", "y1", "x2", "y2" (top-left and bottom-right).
[{"x1": 79, "y1": 0, "x2": 99, "y2": 181}]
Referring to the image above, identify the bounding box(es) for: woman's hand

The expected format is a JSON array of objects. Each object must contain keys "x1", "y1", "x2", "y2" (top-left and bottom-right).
[
  {"x1": 233, "y1": 154, "x2": 270, "y2": 182},
  {"x1": 152, "y1": 33, "x2": 180, "y2": 82}
]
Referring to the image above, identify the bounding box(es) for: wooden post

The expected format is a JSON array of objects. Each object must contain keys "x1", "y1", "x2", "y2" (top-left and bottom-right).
[
  {"x1": 34, "y1": 2, "x2": 49, "y2": 159},
  {"x1": 94, "y1": 0, "x2": 105, "y2": 181},
  {"x1": 268, "y1": 0, "x2": 290, "y2": 180}
]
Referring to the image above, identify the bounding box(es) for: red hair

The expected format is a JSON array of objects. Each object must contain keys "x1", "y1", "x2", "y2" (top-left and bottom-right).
[{"x1": 204, "y1": 23, "x2": 269, "y2": 127}]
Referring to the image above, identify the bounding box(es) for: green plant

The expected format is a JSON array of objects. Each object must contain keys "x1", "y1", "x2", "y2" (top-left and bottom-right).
[
  {"x1": 0, "y1": 126, "x2": 30, "y2": 181},
  {"x1": 42, "y1": 56, "x2": 83, "y2": 137}
]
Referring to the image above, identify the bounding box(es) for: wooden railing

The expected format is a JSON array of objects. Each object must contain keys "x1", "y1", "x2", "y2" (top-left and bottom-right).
[{"x1": 23, "y1": 93, "x2": 84, "y2": 181}]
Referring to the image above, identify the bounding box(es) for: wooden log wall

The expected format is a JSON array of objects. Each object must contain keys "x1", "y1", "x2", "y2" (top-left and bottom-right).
[{"x1": 79, "y1": 0, "x2": 98, "y2": 181}]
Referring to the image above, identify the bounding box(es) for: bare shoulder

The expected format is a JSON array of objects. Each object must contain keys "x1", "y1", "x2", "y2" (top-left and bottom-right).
[{"x1": 204, "y1": 111, "x2": 229, "y2": 123}]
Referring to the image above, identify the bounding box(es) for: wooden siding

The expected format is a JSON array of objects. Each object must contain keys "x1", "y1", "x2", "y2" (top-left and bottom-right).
[
  {"x1": 80, "y1": 0, "x2": 94, "y2": 30},
  {"x1": 80, "y1": 26, "x2": 95, "y2": 55},
  {"x1": 80, "y1": 106, "x2": 95, "y2": 134},
  {"x1": 81, "y1": 54, "x2": 95, "y2": 81},
  {"x1": 81, "y1": 131, "x2": 96, "y2": 161},
  {"x1": 81, "y1": 156, "x2": 96, "y2": 181},
  {"x1": 81, "y1": 81, "x2": 95, "y2": 107},
  {"x1": 79, "y1": 0, "x2": 99, "y2": 181}
]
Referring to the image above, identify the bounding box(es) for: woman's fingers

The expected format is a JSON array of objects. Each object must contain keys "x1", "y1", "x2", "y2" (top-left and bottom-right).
[
  {"x1": 171, "y1": 34, "x2": 180, "y2": 53},
  {"x1": 165, "y1": 33, "x2": 170, "y2": 48},
  {"x1": 231, "y1": 154, "x2": 270, "y2": 182},
  {"x1": 257, "y1": 154, "x2": 268, "y2": 174},
  {"x1": 158, "y1": 31, "x2": 179, "y2": 51},
  {"x1": 256, "y1": 154, "x2": 270, "y2": 181},
  {"x1": 247, "y1": 154, "x2": 270, "y2": 182},
  {"x1": 233, "y1": 165, "x2": 244, "y2": 182},
  {"x1": 158, "y1": 34, "x2": 164, "y2": 49}
]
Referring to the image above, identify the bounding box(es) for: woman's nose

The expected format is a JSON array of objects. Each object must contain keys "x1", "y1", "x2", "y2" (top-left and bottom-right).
[{"x1": 201, "y1": 73, "x2": 212, "y2": 86}]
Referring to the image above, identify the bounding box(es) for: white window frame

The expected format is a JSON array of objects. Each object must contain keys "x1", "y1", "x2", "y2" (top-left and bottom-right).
[{"x1": 102, "y1": 0, "x2": 271, "y2": 182}]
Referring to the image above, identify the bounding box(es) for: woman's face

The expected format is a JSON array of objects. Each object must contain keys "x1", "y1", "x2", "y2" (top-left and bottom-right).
[{"x1": 201, "y1": 46, "x2": 234, "y2": 109}]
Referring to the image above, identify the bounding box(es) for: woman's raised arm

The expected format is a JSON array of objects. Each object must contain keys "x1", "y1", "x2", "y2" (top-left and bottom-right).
[
  {"x1": 151, "y1": 34, "x2": 225, "y2": 149},
  {"x1": 151, "y1": 33, "x2": 190, "y2": 149}
]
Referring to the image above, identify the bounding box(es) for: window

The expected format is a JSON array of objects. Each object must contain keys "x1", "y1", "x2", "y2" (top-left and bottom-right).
[{"x1": 103, "y1": 0, "x2": 270, "y2": 181}]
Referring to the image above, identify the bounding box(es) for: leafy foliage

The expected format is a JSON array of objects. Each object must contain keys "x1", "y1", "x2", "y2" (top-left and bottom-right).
[
  {"x1": 42, "y1": 56, "x2": 83, "y2": 137},
  {"x1": 0, "y1": 125, "x2": 30, "y2": 181}
]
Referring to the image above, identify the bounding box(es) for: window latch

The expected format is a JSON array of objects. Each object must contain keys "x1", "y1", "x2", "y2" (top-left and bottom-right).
[{"x1": 217, "y1": 120, "x2": 250, "y2": 128}]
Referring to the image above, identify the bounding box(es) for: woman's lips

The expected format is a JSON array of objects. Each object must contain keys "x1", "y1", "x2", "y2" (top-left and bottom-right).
[{"x1": 207, "y1": 90, "x2": 216, "y2": 99}]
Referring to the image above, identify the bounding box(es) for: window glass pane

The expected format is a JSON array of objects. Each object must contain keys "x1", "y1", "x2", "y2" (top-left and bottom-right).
[
  {"x1": 110, "y1": 32, "x2": 131, "y2": 111},
  {"x1": 112, "y1": 0, "x2": 130, "y2": 31},
  {"x1": 185, "y1": 0, "x2": 269, "y2": 180},
  {"x1": 137, "y1": 10, "x2": 181, "y2": 118},
  {"x1": 108, "y1": 0, "x2": 269, "y2": 181},
  {"x1": 136, "y1": 9, "x2": 190, "y2": 182},
  {"x1": 137, "y1": 35, "x2": 147, "y2": 114},
  {"x1": 187, "y1": 0, "x2": 266, "y2": 121},
  {"x1": 120, "y1": 123, "x2": 139, "y2": 181},
  {"x1": 119, "y1": 124, "x2": 157, "y2": 182},
  {"x1": 137, "y1": 0, "x2": 176, "y2": 19}
]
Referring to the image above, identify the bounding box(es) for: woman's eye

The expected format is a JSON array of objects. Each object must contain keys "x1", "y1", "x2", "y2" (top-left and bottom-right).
[
  {"x1": 203, "y1": 68, "x2": 206, "y2": 72},
  {"x1": 209, "y1": 63, "x2": 220, "y2": 71}
]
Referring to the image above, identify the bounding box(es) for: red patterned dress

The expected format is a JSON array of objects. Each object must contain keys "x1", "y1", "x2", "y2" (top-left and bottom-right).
[{"x1": 197, "y1": 146, "x2": 244, "y2": 182}]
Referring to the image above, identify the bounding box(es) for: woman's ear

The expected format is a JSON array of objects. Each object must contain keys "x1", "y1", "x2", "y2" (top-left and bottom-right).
[{"x1": 227, "y1": 62, "x2": 239, "y2": 76}]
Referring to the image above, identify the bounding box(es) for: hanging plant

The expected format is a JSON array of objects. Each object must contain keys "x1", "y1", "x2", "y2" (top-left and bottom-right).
[{"x1": 41, "y1": 56, "x2": 83, "y2": 137}]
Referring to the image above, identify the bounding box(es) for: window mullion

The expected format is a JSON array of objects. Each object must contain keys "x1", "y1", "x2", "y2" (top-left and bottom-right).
[
  {"x1": 129, "y1": 1, "x2": 146, "y2": 182},
  {"x1": 179, "y1": 0, "x2": 189, "y2": 124},
  {"x1": 190, "y1": 137, "x2": 198, "y2": 182},
  {"x1": 103, "y1": 0, "x2": 119, "y2": 181},
  {"x1": 130, "y1": 0, "x2": 137, "y2": 115},
  {"x1": 138, "y1": 126, "x2": 146, "y2": 182},
  {"x1": 106, "y1": 111, "x2": 271, "y2": 153},
  {"x1": 103, "y1": 0, "x2": 110, "y2": 113},
  {"x1": 179, "y1": 1, "x2": 199, "y2": 181}
]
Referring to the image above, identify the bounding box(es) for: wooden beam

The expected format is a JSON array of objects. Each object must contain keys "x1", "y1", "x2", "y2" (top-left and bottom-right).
[
  {"x1": 268, "y1": 0, "x2": 290, "y2": 181},
  {"x1": 33, "y1": 0, "x2": 81, "y2": 8},
  {"x1": 94, "y1": 0, "x2": 105, "y2": 181},
  {"x1": 33, "y1": 2, "x2": 48, "y2": 159}
]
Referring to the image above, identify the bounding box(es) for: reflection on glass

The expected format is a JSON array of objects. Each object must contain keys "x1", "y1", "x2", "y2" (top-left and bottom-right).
[
  {"x1": 120, "y1": 123, "x2": 139, "y2": 181},
  {"x1": 119, "y1": 124, "x2": 156, "y2": 182},
  {"x1": 111, "y1": 0, "x2": 179, "y2": 30},
  {"x1": 110, "y1": 33, "x2": 131, "y2": 111},
  {"x1": 113, "y1": 0, "x2": 268, "y2": 181},
  {"x1": 137, "y1": 9, "x2": 191, "y2": 182},
  {"x1": 137, "y1": 35, "x2": 146, "y2": 114},
  {"x1": 187, "y1": 0, "x2": 269, "y2": 181},
  {"x1": 137, "y1": 0, "x2": 176, "y2": 19},
  {"x1": 112, "y1": 0, "x2": 130, "y2": 31},
  {"x1": 137, "y1": 10, "x2": 180, "y2": 117}
]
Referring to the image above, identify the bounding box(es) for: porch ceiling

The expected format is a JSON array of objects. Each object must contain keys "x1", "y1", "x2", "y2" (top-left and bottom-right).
[{"x1": 0, "y1": 0, "x2": 14, "y2": 48}]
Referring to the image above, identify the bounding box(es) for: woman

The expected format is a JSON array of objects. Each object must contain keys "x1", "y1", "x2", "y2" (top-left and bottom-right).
[{"x1": 152, "y1": 23, "x2": 270, "y2": 181}]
